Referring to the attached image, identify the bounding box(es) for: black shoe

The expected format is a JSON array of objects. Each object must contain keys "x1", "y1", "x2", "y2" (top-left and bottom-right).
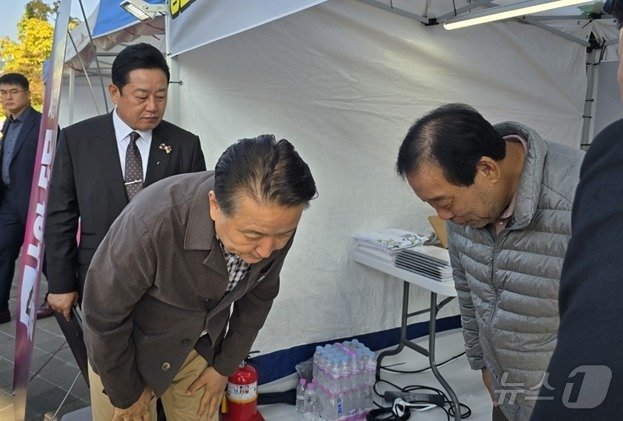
[
  {"x1": 36, "y1": 302, "x2": 55, "y2": 320},
  {"x1": 0, "y1": 308, "x2": 10, "y2": 324}
]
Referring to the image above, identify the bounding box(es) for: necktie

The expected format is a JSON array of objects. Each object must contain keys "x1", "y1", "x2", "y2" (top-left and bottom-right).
[{"x1": 124, "y1": 131, "x2": 143, "y2": 201}]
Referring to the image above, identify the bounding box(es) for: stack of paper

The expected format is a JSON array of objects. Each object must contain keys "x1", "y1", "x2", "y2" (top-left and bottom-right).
[
  {"x1": 395, "y1": 245, "x2": 453, "y2": 282},
  {"x1": 353, "y1": 229, "x2": 427, "y2": 263}
]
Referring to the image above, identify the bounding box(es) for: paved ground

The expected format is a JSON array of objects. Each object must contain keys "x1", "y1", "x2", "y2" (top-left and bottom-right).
[{"x1": 0, "y1": 271, "x2": 90, "y2": 421}]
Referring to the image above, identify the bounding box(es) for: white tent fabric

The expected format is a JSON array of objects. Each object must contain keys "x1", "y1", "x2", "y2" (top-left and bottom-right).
[
  {"x1": 168, "y1": 0, "x2": 327, "y2": 56},
  {"x1": 175, "y1": 0, "x2": 588, "y2": 358}
]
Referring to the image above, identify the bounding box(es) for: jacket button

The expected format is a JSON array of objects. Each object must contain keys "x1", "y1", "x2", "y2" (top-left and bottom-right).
[
  {"x1": 161, "y1": 362, "x2": 171, "y2": 371},
  {"x1": 181, "y1": 338, "x2": 190, "y2": 345}
]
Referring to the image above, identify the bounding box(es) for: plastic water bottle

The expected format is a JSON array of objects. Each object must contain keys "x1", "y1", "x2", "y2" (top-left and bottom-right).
[
  {"x1": 304, "y1": 381, "x2": 316, "y2": 418},
  {"x1": 296, "y1": 378, "x2": 307, "y2": 413},
  {"x1": 312, "y1": 340, "x2": 377, "y2": 419}
]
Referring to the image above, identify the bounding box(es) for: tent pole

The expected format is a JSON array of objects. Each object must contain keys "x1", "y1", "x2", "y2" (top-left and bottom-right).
[
  {"x1": 164, "y1": 10, "x2": 181, "y2": 126},
  {"x1": 436, "y1": 0, "x2": 494, "y2": 21},
  {"x1": 581, "y1": 47, "x2": 598, "y2": 150},
  {"x1": 68, "y1": 67, "x2": 75, "y2": 125},
  {"x1": 520, "y1": 17, "x2": 590, "y2": 47},
  {"x1": 357, "y1": 0, "x2": 429, "y2": 24},
  {"x1": 68, "y1": 31, "x2": 102, "y2": 116},
  {"x1": 77, "y1": 0, "x2": 109, "y2": 113},
  {"x1": 168, "y1": 56, "x2": 181, "y2": 126}
]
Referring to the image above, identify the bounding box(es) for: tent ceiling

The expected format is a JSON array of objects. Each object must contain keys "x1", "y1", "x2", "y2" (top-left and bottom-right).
[
  {"x1": 63, "y1": 0, "x2": 618, "y2": 80},
  {"x1": 64, "y1": 3, "x2": 164, "y2": 80},
  {"x1": 360, "y1": 0, "x2": 614, "y2": 42},
  {"x1": 360, "y1": 0, "x2": 605, "y2": 19}
]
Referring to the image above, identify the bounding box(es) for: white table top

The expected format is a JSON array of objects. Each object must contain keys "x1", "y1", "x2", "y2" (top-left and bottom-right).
[{"x1": 353, "y1": 249, "x2": 457, "y2": 297}]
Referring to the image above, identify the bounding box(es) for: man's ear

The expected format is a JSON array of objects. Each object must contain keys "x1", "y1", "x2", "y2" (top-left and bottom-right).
[
  {"x1": 475, "y1": 157, "x2": 501, "y2": 183},
  {"x1": 208, "y1": 191, "x2": 220, "y2": 223},
  {"x1": 108, "y1": 83, "x2": 120, "y2": 105}
]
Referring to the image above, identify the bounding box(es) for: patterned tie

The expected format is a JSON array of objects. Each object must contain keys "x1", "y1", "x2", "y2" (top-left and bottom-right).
[{"x1": 124, "y1": 131, "x2": 143, "y2": 201}]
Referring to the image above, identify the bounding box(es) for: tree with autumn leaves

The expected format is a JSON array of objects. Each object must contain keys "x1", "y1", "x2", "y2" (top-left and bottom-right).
[
  {"x1": 0, "y1": 0, "x2": 56, "y2": 112},
  {"x1": 0, "y1": 0, "x2": 80, "y2": 119}
]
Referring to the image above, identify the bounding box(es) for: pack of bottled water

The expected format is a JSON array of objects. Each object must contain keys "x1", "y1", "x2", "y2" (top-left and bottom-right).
[{"x1": 311, "y1": 339, "x2": 376, "y2": 420}]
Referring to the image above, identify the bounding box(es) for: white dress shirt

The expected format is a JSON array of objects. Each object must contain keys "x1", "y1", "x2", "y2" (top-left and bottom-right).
[{"x1": 112, "y1": 109, "x2": 152, "y2": 180}]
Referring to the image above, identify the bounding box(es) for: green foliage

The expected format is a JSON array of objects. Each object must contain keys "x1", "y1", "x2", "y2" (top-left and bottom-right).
[
  {"x1": 0, "y1": 0, "x2": 80, "y2": 110},
  {"x1": 0, "y1": 17, "x2": 53, "y2": 107},
  {"x1": 25, "y1": 0, "x2": 54, "y2": 20}
]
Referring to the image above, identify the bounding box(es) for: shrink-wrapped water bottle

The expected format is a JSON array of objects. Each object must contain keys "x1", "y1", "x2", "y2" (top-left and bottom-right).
[
  {"x1": 304, "y1": 380, "x2": 317, "y2": 419},
  {"x1": 296, "y1": 378, "x2": 307, "y2": 413},
  {"x1": 311, "y1": 340, "x2": 376, "y2": 419}
]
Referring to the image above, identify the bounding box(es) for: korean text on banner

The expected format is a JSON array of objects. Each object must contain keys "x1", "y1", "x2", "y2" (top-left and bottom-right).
[{"x1": 12, "y1": 0, "x2": 71, "y2": 419}]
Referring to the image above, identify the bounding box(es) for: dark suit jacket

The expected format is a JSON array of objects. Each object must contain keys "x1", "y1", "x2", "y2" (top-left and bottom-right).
[
  {"x1": 45, "y1": 112, "x2": 206, "y2": 295},
  {"x1": 531, "y1": 119, "x2": 623, "y2": 419},
  {"x1": 82, "y1": 172, "x2": 289, "y2": 409},
  {"x1": 0, "y1": 107, "x2": 42, "y2": 218}
]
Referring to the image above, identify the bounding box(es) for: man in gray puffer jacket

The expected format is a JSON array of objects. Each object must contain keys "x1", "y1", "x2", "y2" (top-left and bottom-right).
[{"x1": 396, "y1": 104, "x2": 583, "y2": 421}]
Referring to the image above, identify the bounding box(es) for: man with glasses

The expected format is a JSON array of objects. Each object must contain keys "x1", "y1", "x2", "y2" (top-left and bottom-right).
[{"x1": 0, "y1": 73, "x2": 42, "y2": 324}]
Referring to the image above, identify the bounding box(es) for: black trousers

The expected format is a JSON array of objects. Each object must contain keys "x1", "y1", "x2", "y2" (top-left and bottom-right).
[{"x1": 0, "y1": 189, "x2": 26, "y2": 311}]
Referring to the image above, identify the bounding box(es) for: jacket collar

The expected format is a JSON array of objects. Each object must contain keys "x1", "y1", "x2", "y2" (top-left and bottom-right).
[
  {"x1": 6, "y1": 106, "x2": 38, "y2": 165},
  {"x1": 184, "y1": 172, "x2": 217, "y2": 251},
  {"x1": 183, "y1": 173, "x2": 228, "y2": 277},
  {"x1": 494, "y1": 122, "x2": 548, "y2": 230},
  {"x1": 94, "y1": 113, "x2": 127, "y2": 208}
]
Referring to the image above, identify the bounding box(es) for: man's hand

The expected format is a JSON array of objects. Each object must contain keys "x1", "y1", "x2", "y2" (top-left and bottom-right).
[
  {"x1": 112, "y1": 387, "x2": 154, "y2": 421},
  {"x1": 47, "y1": 292, "x2": 79, "y2": 321},
  {"x1": 187, "y1": 366, "x2": 228, "y2": 418},
  {"x1": 481, "y1": 368, "x2": 498, "y2": 406}
]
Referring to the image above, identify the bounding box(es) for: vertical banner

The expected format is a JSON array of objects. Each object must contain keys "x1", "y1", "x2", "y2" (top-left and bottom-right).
[{"x1": 12, "y1": 0, "x2": 71, "y2": 419}]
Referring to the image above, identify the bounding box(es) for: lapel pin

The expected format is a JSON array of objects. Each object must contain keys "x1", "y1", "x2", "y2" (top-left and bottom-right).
[{"x1": 159, "y1": 143, "x2": 172, "y2": 154}]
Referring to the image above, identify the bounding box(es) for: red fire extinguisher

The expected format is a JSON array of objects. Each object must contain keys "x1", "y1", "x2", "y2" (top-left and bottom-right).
[{"x1": 222, "y1": 361, "x2": 264, "y2": 421}]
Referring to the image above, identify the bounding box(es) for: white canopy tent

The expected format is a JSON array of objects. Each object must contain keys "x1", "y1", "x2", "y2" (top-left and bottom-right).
[{"x1": 58, "y1": 0, "x2": 621, "y2": 383}]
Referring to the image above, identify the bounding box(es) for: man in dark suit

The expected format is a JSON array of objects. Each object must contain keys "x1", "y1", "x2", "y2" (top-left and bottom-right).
[
  {"x1": 0, "y1": 73, "x2": 42, "y2": 324},
  {"x1": 83, "y1": 135, "x2": 317, "y2": 420},
  {"x1": 530, "y1": 2, "x2": 623, "y2": 419},
  {"x1": 45, "y1": 43, "x2": 206, "y2": 320}
]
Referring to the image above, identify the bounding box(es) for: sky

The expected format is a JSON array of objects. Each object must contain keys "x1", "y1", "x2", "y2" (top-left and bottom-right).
[{"x1": 0, "y1": 0, "x2": 100, "y2": 40}]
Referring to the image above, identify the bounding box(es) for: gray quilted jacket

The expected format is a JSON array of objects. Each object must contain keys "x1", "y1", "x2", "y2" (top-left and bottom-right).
[{"x1": 447, "y1": 122, "x2": 584, "y2": 420}]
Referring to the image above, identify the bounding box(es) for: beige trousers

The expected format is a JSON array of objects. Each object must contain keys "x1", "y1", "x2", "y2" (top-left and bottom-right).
[{"x1": 89, "y1": 349, "x2": 220, "y2": 421}]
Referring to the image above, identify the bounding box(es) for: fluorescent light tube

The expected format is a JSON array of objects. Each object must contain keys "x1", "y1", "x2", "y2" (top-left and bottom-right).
[
  {"x1": 120, "y1": 0, "x2": 168, "y2": 22},
  {"x1": 443, "y1": 0, "x2": 592, "y2": 30}
]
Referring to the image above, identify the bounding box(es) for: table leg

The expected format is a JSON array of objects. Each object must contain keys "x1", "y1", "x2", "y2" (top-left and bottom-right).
[
  {"x1": 375, "y1": 281, "x2": 410, "y2": 380},
  {"x1": 429, "y1": 292, "x2": 461, "y2": 421}
]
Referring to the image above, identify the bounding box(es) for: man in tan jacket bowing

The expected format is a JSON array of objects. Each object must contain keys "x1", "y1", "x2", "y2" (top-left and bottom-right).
[{"x1": 83, "y1": 134, "x2": 317, "y2": 420}]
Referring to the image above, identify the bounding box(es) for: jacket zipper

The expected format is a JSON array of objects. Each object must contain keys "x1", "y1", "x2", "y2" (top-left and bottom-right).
[{"x1": 488, "y1": 226, "x2": 508, "y2": 327}]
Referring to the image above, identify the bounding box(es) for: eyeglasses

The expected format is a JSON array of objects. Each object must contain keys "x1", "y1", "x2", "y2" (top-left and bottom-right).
[{"x1": 0, "y1": 89, "x2": 26, "y2": 98}]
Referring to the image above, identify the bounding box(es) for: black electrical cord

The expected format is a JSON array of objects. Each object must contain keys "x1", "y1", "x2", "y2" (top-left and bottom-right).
[
  {"x1": 373, "y1": 379, "x2": 472, "y2": 420},
  {"x1": 371, "y1": 352, "x2": 473, "y2": 421},
  {"x1": 379, "y1": 350, "x2": 466, "y2": 374}
]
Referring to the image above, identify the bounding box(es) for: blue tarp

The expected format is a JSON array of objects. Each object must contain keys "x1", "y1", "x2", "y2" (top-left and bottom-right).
[{"x1": 93, "y1": 0, "x2": 164, "y2": 37}]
